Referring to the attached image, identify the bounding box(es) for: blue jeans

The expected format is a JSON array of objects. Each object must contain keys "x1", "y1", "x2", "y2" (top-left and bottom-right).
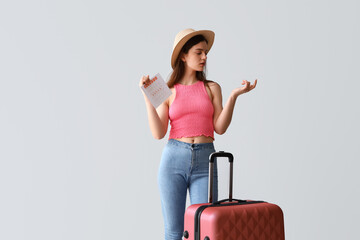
[{"x1": 158, "y1": 139, "x2": 218, "y2": 240}]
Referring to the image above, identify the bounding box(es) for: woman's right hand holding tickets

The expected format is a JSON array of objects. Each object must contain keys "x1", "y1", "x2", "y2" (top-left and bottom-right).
[
  {"x1": 139, "y1": 75, "x2": 151, "y2": 88},
  {"x1": 139, "y1": 75, "x2": 153, "y2": 105}
]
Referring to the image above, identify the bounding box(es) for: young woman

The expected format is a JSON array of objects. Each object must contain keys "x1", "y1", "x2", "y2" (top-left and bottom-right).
[{"x1": 139, "y1": 28, "x2": 257, "y2": 240}]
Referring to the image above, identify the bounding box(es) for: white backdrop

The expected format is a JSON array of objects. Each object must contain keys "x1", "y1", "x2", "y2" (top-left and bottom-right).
[{"x1": 1, "y1": 0, "x2": 359, "y2": 239}]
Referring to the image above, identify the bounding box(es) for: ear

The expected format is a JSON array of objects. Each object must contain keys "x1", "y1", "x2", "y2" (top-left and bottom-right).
[{"x1": 180, "y1": 53, "x2": 186, "y2": 62}]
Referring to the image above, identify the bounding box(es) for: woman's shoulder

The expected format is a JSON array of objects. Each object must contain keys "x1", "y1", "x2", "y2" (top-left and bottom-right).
[
  {"x1": 165, "y1": 86, "x2": 176, "y2": 107},
  {"x1": 204, "y1": 80, "x2": 221, "y2": 101},
  {"x1": 206, "y1": 80, "x2": 221, "y2": 91}
]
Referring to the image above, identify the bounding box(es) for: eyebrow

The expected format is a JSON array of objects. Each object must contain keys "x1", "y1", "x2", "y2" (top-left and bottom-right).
[{"x1": 195, "y1": 48, "x2": 208, "y2": 52}]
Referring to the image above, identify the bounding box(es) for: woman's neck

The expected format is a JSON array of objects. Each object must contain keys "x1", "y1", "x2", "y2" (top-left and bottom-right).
[{"x1": 179, "y1": 68, "x2": 198, "y2": 85}]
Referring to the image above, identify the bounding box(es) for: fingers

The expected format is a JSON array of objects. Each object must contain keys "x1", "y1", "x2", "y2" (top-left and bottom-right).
[
  {"x1": 241, "y1": 79, "x2": 257, "y2": 92},
  {"x1": 139, "y1": 75, "x2": 150, "y2": 87},
  {"x1": 250, "y1": 79, "x2": 257, "y2": 90},
  {"x1": 243, "y1": 80, "x2": 250, "y2": 89}
]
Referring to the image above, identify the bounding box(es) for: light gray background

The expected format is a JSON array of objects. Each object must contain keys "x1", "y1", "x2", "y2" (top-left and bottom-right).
[{"x1": 1, "y1": 0, "x2": 359, "y2": 239}]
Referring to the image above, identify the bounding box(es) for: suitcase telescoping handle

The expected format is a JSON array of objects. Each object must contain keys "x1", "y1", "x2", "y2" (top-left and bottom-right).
[{"x1": 209, "y1": 151, "x2": 234, "y2": 204}]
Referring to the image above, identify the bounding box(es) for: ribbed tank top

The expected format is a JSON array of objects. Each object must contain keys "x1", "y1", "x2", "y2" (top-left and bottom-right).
[{"x1": 169, "y1": 81, "x2": 214, "y2": 140}]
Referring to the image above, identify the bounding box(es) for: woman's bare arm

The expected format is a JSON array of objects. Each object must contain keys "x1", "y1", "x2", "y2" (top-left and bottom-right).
[
  {"x1": 210, "y1": 79, "x2": 257, "y2": 135},
  {"x1": 139, "y1": 75, "x2": 169, "y2": 139}
]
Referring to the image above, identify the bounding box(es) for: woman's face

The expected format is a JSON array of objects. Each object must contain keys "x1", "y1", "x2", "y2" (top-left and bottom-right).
[{"x1": 181, "y1": 41, "x2": 208, "y2": 72}]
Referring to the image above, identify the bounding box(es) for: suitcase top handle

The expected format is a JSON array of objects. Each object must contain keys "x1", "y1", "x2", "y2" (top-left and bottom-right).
[
  {"x1": 209, "y1": 151, "x2": 234, "y2": 204},
  {"x1": 209, "y1": 151, "x2": 234, "y2": 163}
]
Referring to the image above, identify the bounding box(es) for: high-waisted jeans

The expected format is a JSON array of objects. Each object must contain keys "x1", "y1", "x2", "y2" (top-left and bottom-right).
[{"x1": 158, "y1": 139, "x2": 218, "y2": 240}]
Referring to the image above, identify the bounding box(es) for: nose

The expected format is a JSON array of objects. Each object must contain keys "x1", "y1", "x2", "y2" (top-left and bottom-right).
[{"x1": 202, "y1": 53, "x2": 207, "y2": 60}]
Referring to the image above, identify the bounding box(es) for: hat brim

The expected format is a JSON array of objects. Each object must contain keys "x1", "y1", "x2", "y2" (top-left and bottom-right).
[{"x1": 171, "y1": 30, "x2": 215, "y2": 69}]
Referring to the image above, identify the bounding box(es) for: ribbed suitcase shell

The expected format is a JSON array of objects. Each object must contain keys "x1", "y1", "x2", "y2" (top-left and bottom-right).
[
  {"x1": 183, "y1": 151, "x2": 285, "y2": 240},
  {"x1": 184, "y1": 200, "x2": 285, "y2": 240}
]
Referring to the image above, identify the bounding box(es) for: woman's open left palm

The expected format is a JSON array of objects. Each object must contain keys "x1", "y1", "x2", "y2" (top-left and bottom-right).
[{"x1": 232, "y1": 79, "x2": 257, "y2": 97}]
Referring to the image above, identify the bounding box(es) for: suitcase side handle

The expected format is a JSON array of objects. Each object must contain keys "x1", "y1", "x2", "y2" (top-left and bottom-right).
[{"x1": 209, "y1": 151, "x2": 234, "y2": 204}]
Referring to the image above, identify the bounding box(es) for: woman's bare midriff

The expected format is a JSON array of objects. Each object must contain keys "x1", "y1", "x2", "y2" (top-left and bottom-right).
[{"x1": 174, "y1": 135, "x2": 214, "y2": 144}]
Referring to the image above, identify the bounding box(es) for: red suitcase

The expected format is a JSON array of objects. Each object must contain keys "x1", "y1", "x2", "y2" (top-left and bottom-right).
[{"x1": 183, "y1": 151, "x2": 285, "y2": 240}]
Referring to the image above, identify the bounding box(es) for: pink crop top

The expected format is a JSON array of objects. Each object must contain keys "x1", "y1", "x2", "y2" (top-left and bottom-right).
[{"x1": 169, "y1": 81, "x2": 214, "y2": 140}]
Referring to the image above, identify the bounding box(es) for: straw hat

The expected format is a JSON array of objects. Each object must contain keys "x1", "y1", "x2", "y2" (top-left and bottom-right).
[{"x1": 171, "y1": 28, "x2": 215, "y2": 69}]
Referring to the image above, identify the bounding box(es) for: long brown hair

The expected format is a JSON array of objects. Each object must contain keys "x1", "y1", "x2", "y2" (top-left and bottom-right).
[{"x1": 168, "y1": 34, "x2": 211, "y2": 88}]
